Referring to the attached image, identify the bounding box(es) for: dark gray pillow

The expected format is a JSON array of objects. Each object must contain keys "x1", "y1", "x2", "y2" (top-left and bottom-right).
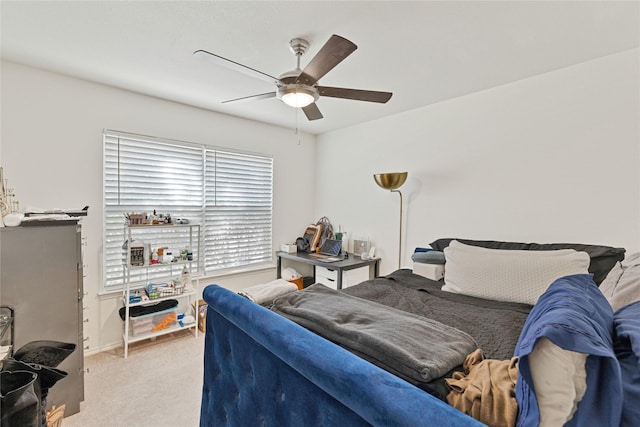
[
  {"x1": 411, "y1": 251, "x2": 446, "y2": 264},
  {"x1": 430, "y1": 238, "x2": 625, "y2": 285}
]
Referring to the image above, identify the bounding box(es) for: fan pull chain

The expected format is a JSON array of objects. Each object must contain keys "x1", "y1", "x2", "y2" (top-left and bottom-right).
[{"x1": 294, "y1": 107, "x2": 300, "y2": 139}]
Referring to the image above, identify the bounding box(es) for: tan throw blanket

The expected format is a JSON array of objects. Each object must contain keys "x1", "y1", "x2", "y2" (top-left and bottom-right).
[
  {"x1": 238, "y1": 279, "x2": 298, "y2": 305},
  {"x1": 445, "y1": 349, "x2": 519, "y2": 427}
]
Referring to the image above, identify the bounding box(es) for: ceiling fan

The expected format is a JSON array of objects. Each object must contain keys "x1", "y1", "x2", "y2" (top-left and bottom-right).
[{"x1": 193, "y1": 34, "x2": 392, "y2": 121}]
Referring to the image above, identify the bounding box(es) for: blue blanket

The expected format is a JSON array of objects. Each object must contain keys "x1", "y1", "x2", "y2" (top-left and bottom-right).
[
  {"x1": 514, "y1": 274, "x2": 622, "y2": 427},
  {"x1": 614, "y1": 301, "x2": 640, "y2": 427}
]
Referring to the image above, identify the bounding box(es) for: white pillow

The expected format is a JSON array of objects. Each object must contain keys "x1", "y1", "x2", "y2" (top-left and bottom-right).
[
  {"x1": 599, "y1": 252, "x2": 640, "y2": 311},
  {"x1": 528, "y1": 337, "x2": 587, "y2": 426},
  {"x1": 442, "y1": 240, "x2": 590, "y2": 305}
]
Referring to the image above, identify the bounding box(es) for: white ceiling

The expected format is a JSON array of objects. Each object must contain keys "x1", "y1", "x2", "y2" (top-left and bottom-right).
[{"x1": 1, "y1": 1, "x2": 638, "y2": 135}]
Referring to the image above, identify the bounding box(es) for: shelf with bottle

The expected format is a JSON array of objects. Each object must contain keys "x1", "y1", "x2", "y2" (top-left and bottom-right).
[
  {"x1": 126, "y1": 222, "x2": 195, "y2": 228},
  {"x1": 124, "y1": 287, "x2": 197, "y2": 308},
  {"x1": 121, "y1": 221, "x2": 200, "y2": 358},
  {"x1": 126, "y1": 259, "x2": 196, "y2": 270},
  {"x1": 124, "y1": 223, "x2": 199, "y2": 269},
  {"x1": 125, "y1": 210, "x2": 190, "y2": 227},
  {"x1": 126, "y1": 241, "x2": 196, "y2": 268}
]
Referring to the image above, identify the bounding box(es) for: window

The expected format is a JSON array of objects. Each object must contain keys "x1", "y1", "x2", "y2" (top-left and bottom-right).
[{"x1": 103, "y1": 130, "x2": 273, "y2": 292}]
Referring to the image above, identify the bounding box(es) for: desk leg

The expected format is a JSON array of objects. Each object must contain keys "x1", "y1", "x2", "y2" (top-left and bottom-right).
[
  {"x1": 337, "y1": 271, "x2": 343, "y2": 290},
  {"x1": 368, "y1": 260, "x2": 380, "y2": 279},
  {"x1": 277, "y1": 256, "x2": 282, "y2": 279}
]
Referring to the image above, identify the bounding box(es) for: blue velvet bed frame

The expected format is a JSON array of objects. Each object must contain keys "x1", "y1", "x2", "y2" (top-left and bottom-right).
[{"x1": 200, "y1": 285, "x2": 483, "y2": 426}]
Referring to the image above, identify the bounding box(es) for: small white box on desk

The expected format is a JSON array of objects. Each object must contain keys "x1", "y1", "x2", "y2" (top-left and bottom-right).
[{"x1": 281, "y1": 244, "x2": 297, "y2": 253}]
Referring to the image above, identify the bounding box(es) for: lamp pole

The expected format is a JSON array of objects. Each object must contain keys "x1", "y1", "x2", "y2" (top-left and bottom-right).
[{"x1": 391, "y1": 188, "x2": 403, "y2": 269}]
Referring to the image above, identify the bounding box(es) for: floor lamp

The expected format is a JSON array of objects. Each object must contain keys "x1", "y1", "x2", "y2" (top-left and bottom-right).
[{"x1": 373, "y1": 172, "x2": 408, "y2": 269}]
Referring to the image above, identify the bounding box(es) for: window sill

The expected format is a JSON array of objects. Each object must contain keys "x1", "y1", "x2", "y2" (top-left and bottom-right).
[{"x1": 199, "y1": 263, "x2": 276, "y2": 282}]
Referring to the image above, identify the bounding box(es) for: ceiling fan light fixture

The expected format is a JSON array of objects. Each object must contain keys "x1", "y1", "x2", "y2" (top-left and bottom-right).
[
  {"x1": 282, "y1": 91, "x2": 314, "y2": 108},
  {"x1": 278, "y1": 84, "x2": 319, "y2": 108}
]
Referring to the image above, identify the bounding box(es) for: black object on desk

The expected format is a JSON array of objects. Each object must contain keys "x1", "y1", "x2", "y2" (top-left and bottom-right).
[{"x1": 276, "y1": 251, "x2": 380, "y2": 290}]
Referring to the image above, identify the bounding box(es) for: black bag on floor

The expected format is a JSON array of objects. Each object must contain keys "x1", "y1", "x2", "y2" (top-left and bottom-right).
[
  {"x1": 2, "y1": 358, "x2": 67, "y2": 427},
  {"x1": 0, "y1": 370, "x2": 41, "y2": 427}
]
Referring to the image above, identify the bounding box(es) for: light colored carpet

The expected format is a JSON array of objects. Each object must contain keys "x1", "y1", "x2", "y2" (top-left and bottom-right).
[{"x1": 63, "y1": 330, "x2": 204, "y2": 427}]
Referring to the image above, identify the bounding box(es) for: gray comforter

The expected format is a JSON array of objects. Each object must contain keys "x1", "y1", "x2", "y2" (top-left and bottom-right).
[
  {"x1": 273, "y1": 269, "x2": 532, "y2": 399},
  {"x1": 343, "y1": 269, "x2": 532, "y2": 361},
  {"x1": 272, "y1": 283, "x2": 478, "y2": 385}
]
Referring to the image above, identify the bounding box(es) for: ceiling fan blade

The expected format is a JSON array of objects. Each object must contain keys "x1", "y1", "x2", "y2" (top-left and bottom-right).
[
  {"x1": 317, "y1": 86, "x2": 392, "y2": 103},
  {"x1": 296, "y1": 35, "x2": 357, "y2": 86},
  {"x1": 302, "y1": 103, "x2": 323, "y2": 121},
  {"x1": 194, "y1": 50, "x2": 280, "y2": 85},
  {"x1": 222, "y1": 92, "x2": 276, "y2": 104}
]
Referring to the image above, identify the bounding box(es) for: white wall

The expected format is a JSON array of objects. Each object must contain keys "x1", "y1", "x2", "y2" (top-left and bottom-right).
[
  {"x1": 2, "y1": 48, "x2": 639, "y2": 353},
  {"x1": 316, "y1": 49, "x2": 640, "y2": 275},
  {"x1": 0, "y1": 61, "x2": 317, "y2": 352}
]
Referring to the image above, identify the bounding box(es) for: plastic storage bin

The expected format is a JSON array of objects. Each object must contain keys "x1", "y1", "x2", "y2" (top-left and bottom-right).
[{"x1": 129, "y1": 306, "x2": 178, "y2": 336}]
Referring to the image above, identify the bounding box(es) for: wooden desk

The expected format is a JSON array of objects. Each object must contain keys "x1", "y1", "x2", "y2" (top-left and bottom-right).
[{"x1": 276, "y1": 251, "x2": 380, "y2": 290}]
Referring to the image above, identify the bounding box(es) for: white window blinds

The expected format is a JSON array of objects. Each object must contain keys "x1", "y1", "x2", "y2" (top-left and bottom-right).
[{"x1": 103, "y1": 130, "x2": 273, "y2": 291}]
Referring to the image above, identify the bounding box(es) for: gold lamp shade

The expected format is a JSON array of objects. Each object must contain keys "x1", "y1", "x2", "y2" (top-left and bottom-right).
[{"x1": 373, "y1": 172, "x2": 408, "y2": 190}]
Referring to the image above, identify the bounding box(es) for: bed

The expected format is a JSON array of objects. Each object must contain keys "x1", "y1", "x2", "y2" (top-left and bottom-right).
[{"x1": 200, "y1": 238, "x2": 640, "y2": 426}]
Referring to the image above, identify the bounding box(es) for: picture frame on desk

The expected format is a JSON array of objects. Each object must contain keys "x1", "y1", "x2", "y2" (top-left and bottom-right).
[{"x1": 353, "y1": 238, "x2": 370, "y2": 256}]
